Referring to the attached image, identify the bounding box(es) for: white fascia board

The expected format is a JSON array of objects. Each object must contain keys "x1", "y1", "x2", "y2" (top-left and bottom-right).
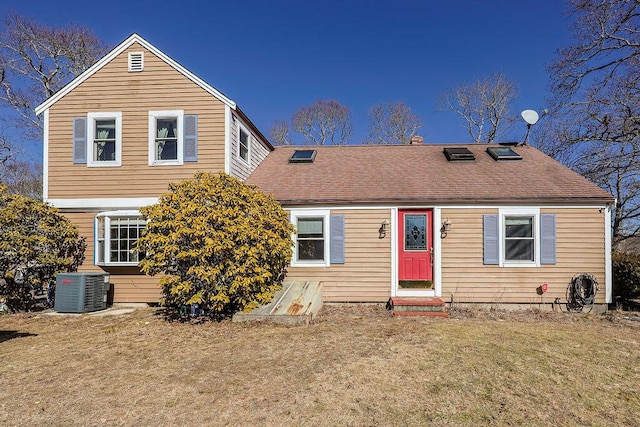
[
  {"x1": 35, "y1": 34, "x2": 236, "y2": 116},
  {"x1": 390, "y1": 207, "x2": 398, "y2": 297},
  {"x1": 605, "y1": 206, "x2": 612, "y2": 303},
  {"x1": 46, "y1": 198, "x2": 158, "y2": 210},
  {"x1": 433, "y1": 207, "x2": 442, "y2": 298},
  {"x1": 224, "y1": 105, "x2": 231, "y2": 174},
  {"x1": 281, "y1": 204, "x2": 612, "y2": 212},
  {"x1": 42, "y1": 109, "x2": 49, "y2": 199},
  {"x1": 438, "y1": 204, "x2": 612, "y2": 210}
]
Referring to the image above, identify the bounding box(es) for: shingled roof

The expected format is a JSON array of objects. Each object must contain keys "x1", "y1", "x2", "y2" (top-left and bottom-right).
[{"x1": 246, "y1": 144, "x2": 614, "y2": 206}]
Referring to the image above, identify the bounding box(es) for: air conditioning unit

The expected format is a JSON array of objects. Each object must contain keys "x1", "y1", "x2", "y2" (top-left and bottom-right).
[{"x1": 54, "y1": 273, "x2": 110, "y2": 313}]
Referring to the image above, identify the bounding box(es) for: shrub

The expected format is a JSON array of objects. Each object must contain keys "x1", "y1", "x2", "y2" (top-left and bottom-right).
[
  {"x1": 612, "y1": 252, "x2": 640, "y2": 303},
  {"x1": 0, "y1": 186, "x2": 86, "y2": 310},
  {"x1": 137, "y1": 172, "x2": 294, "y2": 319}
]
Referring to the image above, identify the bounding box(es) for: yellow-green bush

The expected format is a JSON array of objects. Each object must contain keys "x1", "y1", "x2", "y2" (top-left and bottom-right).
[
  {"x1": 137, "y1": 172, "x2": 294, "y2": 319},
  {"x1": 0, "y1": 186, "x2": 86, "y2": 311}
]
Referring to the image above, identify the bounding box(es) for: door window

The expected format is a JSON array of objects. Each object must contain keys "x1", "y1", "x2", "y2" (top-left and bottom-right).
[{"x1": 404, "y1": 214, "x2": 427, "y2": 251}]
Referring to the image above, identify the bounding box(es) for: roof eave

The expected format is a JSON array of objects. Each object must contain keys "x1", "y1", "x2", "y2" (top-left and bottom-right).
[
  {"x1": 235, "y1": 106, "x2": 274, "y2": 151},
  {"x1": 275, "y1": 196, "x2": 616, "y2": 207}
]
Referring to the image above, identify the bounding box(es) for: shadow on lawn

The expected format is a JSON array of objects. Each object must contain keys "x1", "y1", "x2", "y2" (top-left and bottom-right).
[{"x1": 0, "y1": 330, "x2": 38, "y2": 343}]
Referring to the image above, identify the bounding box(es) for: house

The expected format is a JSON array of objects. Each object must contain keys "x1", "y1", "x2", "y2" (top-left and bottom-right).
[
  {"x1": 35, "y1": 34, "x2": 273, "y2": 302},
  {"x1": 36, "y1": 34, "x2": 615, "y2": 309},
  {"x1": 246, "y1": 143, "x2": 615, "y2": 307}
]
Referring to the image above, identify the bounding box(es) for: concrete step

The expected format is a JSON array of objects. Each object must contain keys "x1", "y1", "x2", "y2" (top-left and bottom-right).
[
  {"x1": 393, "y1": 311, "x2": 449, "y2": 318},
  {"x1": 388, "y1": 297, "x2": 449, "y2": 318}
]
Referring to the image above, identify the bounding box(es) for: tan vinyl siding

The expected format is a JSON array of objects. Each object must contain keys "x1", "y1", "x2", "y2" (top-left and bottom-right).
[
  {"x1": 63, "y1": 212, "x2": 161, "y2": 303},
  {"x1": 47, "y1": 43, "x2": 226, "y2": 199},
  {"x1": 285, "y1": 209, "x2": 392, "y2": 302},
  {"x1": 229, "y1": 115, "x2": 270, "y2": 181},
  {"x1": 440, "y1": 207, "x2": 607, "y2": 304}
]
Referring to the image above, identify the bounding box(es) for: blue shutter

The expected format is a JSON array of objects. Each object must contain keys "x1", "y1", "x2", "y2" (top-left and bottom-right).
[
  {"x1": 483, "y1": 214, "x2": 499, "y2": 265},
  {"x1": 540, "y1": 214, "x2": 557, "y2": 264},
  {"x1": 183, "y1": 115, "x2": 198, "y2": 162},
  {"x1": 73, "y1": 117, "x2": 87, "y2": 164},
  {"x1": 330, "y1": 214, "x2": 345, "y2": 264}
]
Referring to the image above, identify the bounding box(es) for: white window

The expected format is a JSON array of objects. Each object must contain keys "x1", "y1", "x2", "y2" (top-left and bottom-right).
[
  {"x1": 500, "y1": 208, "x2": 540, "y2": 267},
  {"x1": 291, "y1": 209, "x2": 330, "y2": 267},
  {"x1": 149, "y1": 110, "x2": 184, "y2": 166},
  {"x1": 95, "y1": 211, "x2": 146, "y2": 266},
  {"x1": 238, "y1": 124, "x2": 250, "y2": 163},
  {"x1": 87, "y1": 112, "x2": 122, "y2": 167},
  {"x1": 504, "y1": 216, "x2": 535, "y2": 261}
]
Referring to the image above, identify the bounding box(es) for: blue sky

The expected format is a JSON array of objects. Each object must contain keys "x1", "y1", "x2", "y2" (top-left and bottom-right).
[{"x1": 4, "y1": 0, "x2": 571, "y2": 159}]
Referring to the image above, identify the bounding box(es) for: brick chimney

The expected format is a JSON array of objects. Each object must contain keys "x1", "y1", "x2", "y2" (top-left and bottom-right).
[{"x1": 409, "y1": 135, "x2": 424, "y2": 145}]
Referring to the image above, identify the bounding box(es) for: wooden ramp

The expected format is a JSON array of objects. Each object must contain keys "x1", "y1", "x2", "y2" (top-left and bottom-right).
[{"x1": 232, "y1": 281, "x2": 322, "y2": 325}]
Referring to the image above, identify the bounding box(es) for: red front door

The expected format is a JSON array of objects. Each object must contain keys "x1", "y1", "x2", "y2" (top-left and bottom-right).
[{"x1": 398, "y1": 210, "x2": 433, "y2": 287}]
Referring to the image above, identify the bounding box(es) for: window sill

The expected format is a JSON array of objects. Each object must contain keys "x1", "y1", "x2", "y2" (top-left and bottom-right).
[
  {"x1": 291, "y1": 260, "x2": 330, "y2": 268},
  {"x1": 97, "y1": 262, "x2": 140, "y2": 267},
  {"x1": 87, "y1": 162, "x2": 121, "y2": 168},
  {"x1": 150, "y1": 160, "x2": 183, "y2": 167},
  {"x1": 501, "y1": 261, "x2": 539, "y2": 268}
]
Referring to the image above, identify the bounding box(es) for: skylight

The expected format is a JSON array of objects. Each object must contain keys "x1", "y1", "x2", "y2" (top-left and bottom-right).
[
  {"x1": 289, "y1": 149, "x2": 316, "y2": 163},
  {"x1": 486, "y1": 147, "x2": 522, "y2": 161},
  {"x1": 443, "y1": 147, "x2": 475, "y2": 161}
]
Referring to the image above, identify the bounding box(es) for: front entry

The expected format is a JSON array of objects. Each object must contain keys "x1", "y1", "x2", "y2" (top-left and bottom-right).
[{"x1": 398, "y1": 209, "x2": 433, "y2": 289}]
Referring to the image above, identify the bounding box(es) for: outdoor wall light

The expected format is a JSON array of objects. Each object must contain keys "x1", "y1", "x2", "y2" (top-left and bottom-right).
[
  {"x1": 379, "y1": 219, "x2": 390, "y2": 239},
  {"x1": 440, "y1": 218, "x2": 452, "y2": 238}
]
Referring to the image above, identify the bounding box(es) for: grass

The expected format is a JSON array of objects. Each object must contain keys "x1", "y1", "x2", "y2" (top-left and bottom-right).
[{"x1": 0, "y1": 305, "x2": 639, "y2": 426}]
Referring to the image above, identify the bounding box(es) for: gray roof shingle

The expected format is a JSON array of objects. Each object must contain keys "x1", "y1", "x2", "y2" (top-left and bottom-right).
[{"x1": 246, "y1": 144, "x2": 614, "y2": 206}]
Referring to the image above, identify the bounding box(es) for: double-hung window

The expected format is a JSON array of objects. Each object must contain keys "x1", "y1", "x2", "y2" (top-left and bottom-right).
[
  {"x1": 291, "y1": 210, "x2": 331, "y2": 267},
  {"x1": 297, "y1": 217, "x2": 325, "y2": 261},
  {"x1": 87, "y1": 112, "x2": 122, "y2": 167},
  {"x1": 149, "y1": 110, "x2": 183, "y2": 166},
  {"x1": 238, "y1": 124, "x2": 250, "y2": 163},
  {"x1": 95, "y1": 211, "x2": 146, "y2": 266},
  {"x1": 504, "y1": 216, "x2": 535, "y2": 262}
]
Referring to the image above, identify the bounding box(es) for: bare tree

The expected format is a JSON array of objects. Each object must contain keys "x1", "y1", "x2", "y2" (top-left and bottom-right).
[
  {"x1": 440, "y1": 73, "x2": 518, "y2": 143},
  {"x1": 365, "y1": 102, "x2": 423, "y2": 145},
  {"x1": 291, "y1": 100, "x2": 353, "y2": 145},
  {"x1": 0, "y1": 133, "x2": 13, "y2": 164},
  {"x1": 0, "y1": 11, "x2": 110, "y2": 139},
  {"x1": 269, "y1": 119, "x2": 292, "y2": 146},
  {"x1": 544, "y1": 0, "x2": 640, "y2": 247},
  {"x1": 0, "y1": 159, "x2": 42, "y2": 199}
]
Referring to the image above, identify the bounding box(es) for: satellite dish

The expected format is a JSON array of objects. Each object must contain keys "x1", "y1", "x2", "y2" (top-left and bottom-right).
[{"x1": 521, "y1": 109, "x2": 539, "y2": 125}]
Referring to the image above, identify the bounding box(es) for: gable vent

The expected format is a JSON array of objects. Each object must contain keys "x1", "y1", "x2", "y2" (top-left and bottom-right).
[
  {"x1": 443, "y1": 147, "x2": 475, "y2": 161},
  {"x1": 128, "y1": 52, "x2": 144, "y2": 72}
]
